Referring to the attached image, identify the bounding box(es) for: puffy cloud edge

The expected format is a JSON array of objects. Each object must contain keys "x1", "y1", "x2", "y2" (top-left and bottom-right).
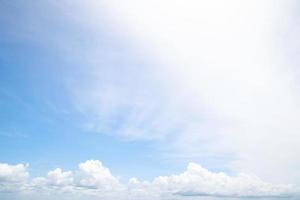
[{"x1": 0, "y1": 160, "x2": 298, "y2": 199}]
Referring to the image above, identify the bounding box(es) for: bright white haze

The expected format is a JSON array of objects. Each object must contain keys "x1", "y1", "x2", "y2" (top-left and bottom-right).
[{"x1": 93, "y1": 0, "x2": 300, "y2": 184}]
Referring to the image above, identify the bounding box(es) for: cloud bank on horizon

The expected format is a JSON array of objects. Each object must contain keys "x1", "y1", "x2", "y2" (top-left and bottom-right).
[{"x1": 0, "y1": 161, "x2": 298, "y2": 200}]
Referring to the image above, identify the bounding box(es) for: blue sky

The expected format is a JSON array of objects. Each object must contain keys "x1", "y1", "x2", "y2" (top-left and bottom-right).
[
  {"x1": 1, "y1": 1, "x2": 300, "y2": 200},
  {"x1": 0, "y1": 0, "x2": 183, "y2": 180}
]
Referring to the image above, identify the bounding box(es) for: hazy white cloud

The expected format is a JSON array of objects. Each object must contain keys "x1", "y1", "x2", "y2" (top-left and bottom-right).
[
  {"x1": 64, "y1": 0, "x2": 300, "y2": 184},
  {"x1": 0, "y1": 161, "x2": 298, "y2": 199}
]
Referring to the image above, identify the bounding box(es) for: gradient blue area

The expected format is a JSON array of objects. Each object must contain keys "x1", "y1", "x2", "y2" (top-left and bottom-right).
[{"x1": 0, "y1": 0, "x2": 187, "y2": 180}]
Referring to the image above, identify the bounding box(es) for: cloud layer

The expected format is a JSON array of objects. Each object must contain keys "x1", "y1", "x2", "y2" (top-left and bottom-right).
[{"x1": 0, "y1": 161, "x2": 298, "y2": 200}]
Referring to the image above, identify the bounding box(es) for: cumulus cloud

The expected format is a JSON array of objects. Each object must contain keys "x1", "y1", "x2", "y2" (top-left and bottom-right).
[
  {"x1": 0, "y1": 163, "x2": 29, "y2": 192},
  {"x1": 76, "y1": 160, "x2": 122, "y2": 190},
  {"x1": 0, "y1": 161, "x2": 298, "y2": 199},
  {"x1": 151, "y1": 163, "x2": 296, "y2": 198},
  {"x1": 0, "y1": 163, "x2": 29, "y2": 183},
  {"x1": 47, "y1": 168, "x2": 73, "y2": 186},
  {"x1": 30, "y1": 160, "x2": 122, "y2": 192},
  {"x1": 32, "y1": 168, "x2": 73, "y2": 188}
]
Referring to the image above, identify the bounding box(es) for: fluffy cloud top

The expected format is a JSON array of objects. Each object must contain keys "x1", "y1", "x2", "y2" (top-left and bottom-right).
[
  {"x1": 0, "y1": 160, "x2": 298, "y2": 199},
  {"x1": 76, "y1": 160, "x2": 122, "y2": 190},
  {"x1": 0, "y1": 163, "x2": 29, "y2": 183},
  {"x1": 32, "y1": 168, "x2": 73, "y2": 187},
  {"x1": 0, "y1": 163, "x2": 29, "y2": 193},
  {"x1": 46, "y1": 168, "x2": 73, "y2": 186},
  {"x1": 151, "y1": 163, "x2": 295, "y2": 197}
]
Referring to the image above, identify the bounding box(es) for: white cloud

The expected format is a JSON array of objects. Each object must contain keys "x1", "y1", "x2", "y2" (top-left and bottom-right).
[
  {"x1": 75, "y1": 160, "x2": 123, "y2": 190},
  {"x1": 1, "y1": 161, "x2": 298, "y2": 199},
  {"x1": 0, "y1": 163, "x2": 29, "y2": 192},
  {"x1": 31, "y1": 168, "x2": 73, "y2": 188},
  {"x1": 46, "y1": 168, "x2": 73, "y2": 186},
  {"x1": 151, "y1": 163, "x2": 296, "y2": 198},
  {"x1": 0, "y1": 163, "x2": 29, "y2": 183},
  {"x1": 30, "y1": 160, "x2": 122, "y2": 192},
  {"x1": 127, "y1": 162, "x2": 298, "y2": 198}
]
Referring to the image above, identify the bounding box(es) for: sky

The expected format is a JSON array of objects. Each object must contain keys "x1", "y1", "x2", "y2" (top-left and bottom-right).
[{"x1": 0, "y1": 0, "x2": 300, "y2": 200}]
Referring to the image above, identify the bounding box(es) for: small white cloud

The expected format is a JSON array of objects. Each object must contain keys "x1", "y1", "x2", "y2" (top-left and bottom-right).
[
  {"x1": 0, "y1": 163, "x2": 29, "y2": 183},
  {"x1": 46, "y1": 168, "x2": 73, "y2": 186},
  {"x1": 0, "y1": 163, "x2": 29, "y2": 192},
  {"x1": 75, "y1": 160, "x2": 122, "y2": 190}
]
